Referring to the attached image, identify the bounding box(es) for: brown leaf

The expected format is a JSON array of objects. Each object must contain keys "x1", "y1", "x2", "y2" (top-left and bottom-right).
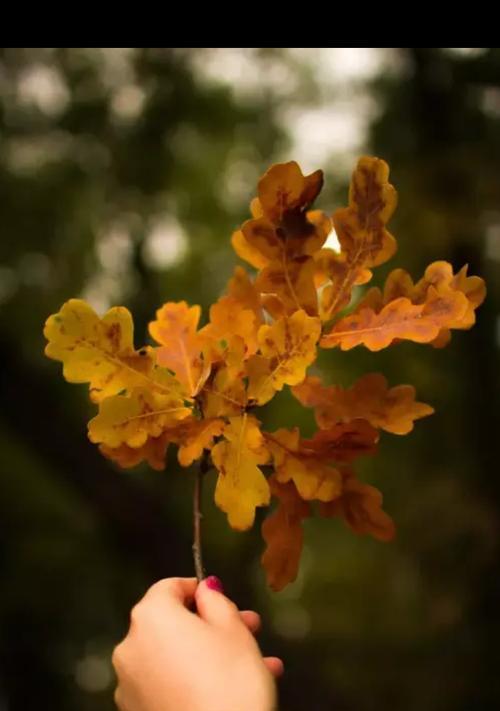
[
  {"x1": 293, "y1": 373, "x2": 434, "y2": 435},
  {"x1": 261, "y1": 477, "x2": 310, "y2": 592}
]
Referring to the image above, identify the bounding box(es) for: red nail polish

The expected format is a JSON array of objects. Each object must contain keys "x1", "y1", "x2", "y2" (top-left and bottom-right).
[{"x1": 205, "y1": 575, "x2": 224, "y2": 593}]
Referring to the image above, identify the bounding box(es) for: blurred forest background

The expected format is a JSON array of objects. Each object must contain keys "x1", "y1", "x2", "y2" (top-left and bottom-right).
[{"x1": 1, "y1": 47, "x2": 499, "y2": 711}]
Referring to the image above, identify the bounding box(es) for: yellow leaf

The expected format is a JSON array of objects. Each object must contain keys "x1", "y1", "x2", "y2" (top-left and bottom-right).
[
  {"x1": 261, "y1": 477, "x2": 310, "y2": 592},
  {"x1": 212, "y1": 414, "x2": 270, "y2": 531},
  {"x1": 88, "y1": 375, "x2": 191, "y2": 449},
  {"x1": 200, "y1": 364, "x2": 247, "y2": 418},
  {"x1": 149, "y1": 301, "x2": 210, "y2": 397},
  {"x1": 293, "y1": 373, "x2": 434, "y2": 435},
  {"x1": 44, "y1": 299, "x2": 156, "y2": 402},
  {"x1": 177, "y1": 418, "x2": 225, "y2": 467},
  {"x1": 247, "y1": 310, "x2": 321, "y2": 405}
]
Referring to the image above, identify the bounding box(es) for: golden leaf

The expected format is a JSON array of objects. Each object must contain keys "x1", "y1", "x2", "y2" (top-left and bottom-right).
[
  {"x1": 44, "y1": 299, "x2": 156, "y2": 403},
  {"x1": 177, "y1": 418, "x2": 225, "y2": 467},
  {"x1": 200, "y1": 364, "x2": 247, "y2": 418},
  {"x1": 211, "y1": 414, "x2": 271, "y2": 531},
  {"x1": 247, "y1": 310, "x2": 321, "y2": 405},
  {"x1": 88, "y1": 374, "x2": 191, "y2": 449}
]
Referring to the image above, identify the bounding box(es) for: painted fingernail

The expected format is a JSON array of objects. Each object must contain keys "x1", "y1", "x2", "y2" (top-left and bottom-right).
[{"x1": 205, "y1": 575, "x2": 224, "y2": 593}]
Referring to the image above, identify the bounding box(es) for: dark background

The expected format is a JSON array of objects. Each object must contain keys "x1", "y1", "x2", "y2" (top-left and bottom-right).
[{"x1": 0, "y1": 48, "x2": 499, "y2": 711}]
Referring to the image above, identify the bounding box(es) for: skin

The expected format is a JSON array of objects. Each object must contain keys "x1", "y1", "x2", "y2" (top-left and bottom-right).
[{"x1": 112, "y1": 577, "x2": 284, "y2": 711}]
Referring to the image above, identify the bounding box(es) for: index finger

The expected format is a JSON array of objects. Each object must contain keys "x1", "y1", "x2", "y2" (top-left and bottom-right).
[{"x1": 140, "y1": 577, "x2": 198, "y2": 609}]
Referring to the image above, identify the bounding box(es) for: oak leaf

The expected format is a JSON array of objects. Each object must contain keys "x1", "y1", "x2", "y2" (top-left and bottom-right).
[
  {"x1": 200, "y1": 364, "x2": 247, "y2": 418},
  {"x1": 302, "y1": 420, "x2": 379, "y2": 463},
  {"x1": 211, "y1": 415, "x2": 270, "y2": 531},
  {"x1": 99, "y1": 433, "x2": 171, "y2": 471},
  {"x1": 266, "y1": 428, "x2": 342, "y2": 502},
  {"x1": 321, "y1": 470, "x2": 395, "y2": 542},
  {"x1": 261, "y1": 477, "x2": 310, "y2": 592},
  {"x1": 149, "y1": 301, "x2": 210, "y2": 397},
  {"x1": 200, "y1": 267, "x2": 263, "y2": 367},
  {"x1": 176, "y1": 418, "x2": 225, "y2": 467},
  {"x1": 321, "y1": 287, "x2": 468, "y2": 351},
  {"x1": 88, "y1": 375, "x2": 191, "y2": 449},
  {"x1": 293, "y1": 373, "x2": 434, "y2": 435},
  {"x1": 44, "y1": 299, "x2": 156, "y2": 403},
  {"x1": 316, "y1": 157, "x2": 397, "y2": 320},
  {"x1": 247, "y1": 310, "x2": 321, "y2": 405}
]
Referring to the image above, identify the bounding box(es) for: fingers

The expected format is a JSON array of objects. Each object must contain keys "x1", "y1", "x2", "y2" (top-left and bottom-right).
[
  {"x1": 129, "y1": 578, "x2": 198, "y2": 629},
  {"x1": 195, "y1": 578, "x2": 242, "y2": 628},
  {"x1": 264, "y1": 656, "x2": 285, "y2": 678},
  {"x1": 141, "y1": 577, "x2": 198, "y2": 608},
  {"x1": 240, "y1": 610, "x2": 261, "y2": 635}
]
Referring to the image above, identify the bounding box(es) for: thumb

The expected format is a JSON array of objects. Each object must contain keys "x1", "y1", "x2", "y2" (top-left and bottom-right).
[{"x1": 195, "y1": 576, "x2": 242, "y2": 628}]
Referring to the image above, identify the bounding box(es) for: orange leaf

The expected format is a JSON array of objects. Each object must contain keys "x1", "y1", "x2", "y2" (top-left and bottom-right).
[
  {"x1": 233, "y1": 162, "x2": 329, "y2": 272},
  {"x1": 316, "y1": 156, "x2": 397, "y2": 320},
  {"x1": 255, "y1": 255, "x2": 318, "y2": 317},
  {"x1": 231, "y1": 229, "x2": 271, "y2": 270},
  {"x1": 321, "y1": 287, "x2": 468, "y2": 351},
  {"x1": 258, "y1": 161, "x2": 323, "y2": 225},
  {"x1": 266, "y1": 428, "x2": 342, "y2": 502},
  {"x1": 200, "y1": 267, "x2": 263, "y2": 365},
  {"x1": 382, "y1": 261, "x2": 486, "y2": 346},
  {"x1": 321, "y1": 470, "x2": 395, "y2": 542},
  {"x1": 261, "y1": 477, "x2": 310, "y2": 592},
  {"x1": 99, "y1": 432, "x2": 171, "y2": 471},
  {"x1": 149, "y1": 301, "x2": 210, "y2": 397},
  {"x1": 293, "y1": 373, "x2": 434, "y2": 435}
]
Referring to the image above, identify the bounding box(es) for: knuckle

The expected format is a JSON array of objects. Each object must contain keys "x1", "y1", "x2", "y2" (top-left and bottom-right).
[
  {"x1": 129, "y1": 601, "x2": 144, "y2": 625},
  {"x1": 111, "y1": 642, "x2": 126, "y2": 672},
  {"x1": 114, "y1": 686, "x2": 124, "y2": 710}
]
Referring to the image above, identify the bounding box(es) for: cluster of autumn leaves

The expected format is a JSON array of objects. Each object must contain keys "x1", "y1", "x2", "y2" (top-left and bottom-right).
[{"x1": 44, "y1": 157, "x2": 485, "y2": 591}]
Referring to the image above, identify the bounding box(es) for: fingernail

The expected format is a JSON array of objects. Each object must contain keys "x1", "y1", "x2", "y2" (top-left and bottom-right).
[{"x1": 205, "y1": 575, "x2": 224, "y2": 593}]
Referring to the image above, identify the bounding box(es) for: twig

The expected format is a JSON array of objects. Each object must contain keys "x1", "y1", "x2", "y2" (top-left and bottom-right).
[{"x1": 192, "y1": 453, "x2": 209, "y2": 581}]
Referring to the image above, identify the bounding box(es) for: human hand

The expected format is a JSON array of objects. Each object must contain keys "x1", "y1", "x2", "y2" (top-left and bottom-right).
[{"x1": 112, "y1": 576, "x2": 283, "y2": 711}]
